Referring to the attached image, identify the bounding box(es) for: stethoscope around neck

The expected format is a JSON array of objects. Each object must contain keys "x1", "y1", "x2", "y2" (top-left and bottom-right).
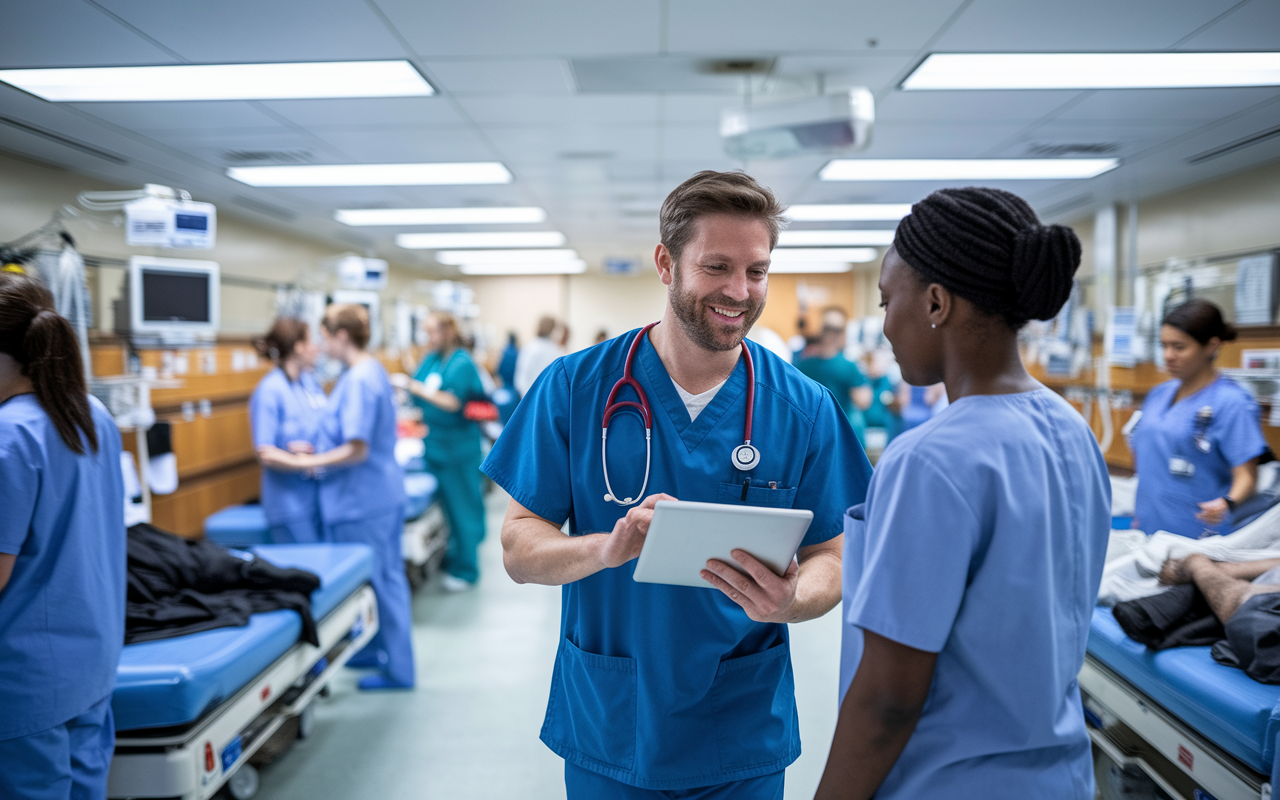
[{"x1": 602, "y1": 322, "x2": 760, "y2": 506}]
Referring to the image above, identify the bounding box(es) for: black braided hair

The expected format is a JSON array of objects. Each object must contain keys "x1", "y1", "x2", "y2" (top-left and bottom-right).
[{"x1": 892, "y1": 187, "x2": 1081, "y2": 327}]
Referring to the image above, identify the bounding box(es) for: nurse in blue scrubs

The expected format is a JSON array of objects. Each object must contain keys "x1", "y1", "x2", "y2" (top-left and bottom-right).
[
  {"x1": 484, "y1": 171, "x2": 872, "y2": 798},
  {"x1": 1130, "y1": 299, "x2": 1266, "y2": 538},
  {"x1": 250, "y1": 317, "x2": 327, "y2": 543},
  {"x1": 0, "y1": 276, "x2": 126, "y2": 800},
  {"x1": 260, "y1": 304, "x2": 414, "y2": 691},
  {"x1": 392, "y1": 312, "x2": 487, "y2": 591},
  {"x1": 817, "y1": 188, "x2": 1111, "y2": 800}
]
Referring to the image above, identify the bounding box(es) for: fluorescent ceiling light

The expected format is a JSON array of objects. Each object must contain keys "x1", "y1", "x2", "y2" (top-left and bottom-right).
[
  {"x1": 336, "y1": 207, "x2": 545, "y2": 226},
  {"x1": 767, "y1": 263, "x2": 855, "y2": 274},
  {"x1": 820, "y1": 159, "x2": 1118, "y2": 181},
  {"x1": 771, "y1": 248, "x2": 879, "y2": 263},
  {"x1": 459, "y1": 261, "x2": 587, "y2": 275},
  {"x1": 786, "y1": 204, "x2": 912, "y2": 221},
  {"x1": 903, "y1": 52, "x2": 1280, "y2": 91},
  {"x1": 397, "y1": 231, "x2": 565, "y2": 249},
  {"x1": 778, "y1": 230, "x2": 896, "y2": 246},
  {"x1": 228, "y1": 162, "x2": 511, "y2": 187},
  {"x1": 0, "y1": 60, "x2": 433, "y2": 102},
  {"x1": 435, "y1": 249, "x2": 579, "y2": 265}
]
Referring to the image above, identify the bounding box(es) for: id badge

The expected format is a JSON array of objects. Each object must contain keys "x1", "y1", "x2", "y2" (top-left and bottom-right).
[{"x1": 1169, "y1": 457, "x2": 1196, "y2": 478}]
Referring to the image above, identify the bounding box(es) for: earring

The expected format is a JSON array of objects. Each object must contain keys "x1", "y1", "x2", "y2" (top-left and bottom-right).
[{"x1": 931, "y1": 323, "x2": 936, "y2": 329}]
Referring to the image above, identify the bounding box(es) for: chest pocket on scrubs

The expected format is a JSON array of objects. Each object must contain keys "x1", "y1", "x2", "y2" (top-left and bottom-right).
[
  {"x1": 716, "y1": 481, "x2": 797, "y2": 508},
  {"x1": 543, "y1": 638, "x2": 637, "y2": 771}
]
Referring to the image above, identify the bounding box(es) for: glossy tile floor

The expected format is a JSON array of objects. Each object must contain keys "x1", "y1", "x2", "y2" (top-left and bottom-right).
[{"x1": 257, "y1": 490, "x2": 841, "y2": 800}]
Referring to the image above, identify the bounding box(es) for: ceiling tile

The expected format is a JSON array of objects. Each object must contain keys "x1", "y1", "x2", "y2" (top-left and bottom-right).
[
  {"x1": 662, "y1": 124, "x2": 728, "y2": 161},
  {"x1": 311, "y1": 127, "x2": 497, "y2": 162},
  {"x1": 94, "y1": 0, "x2": 406, "y2": 62},
  {"x1": 1179, "y1": 0, "x2": 1280, "y2": 50},
  {"x1": 853, "y1": 121, "x2": 1032, "y2": 157},
  {"x1": 933, "y1": 0, "x2": 1242, "y2": 51},
  {"x1": 488, "y1": 125, "x2": 657, "y2": 164},
  {"x1": 0, "y1": 0, "x2": 179, "y2": 68},
  {"x1": 258, "y1": 97, "x2": 467, "y2": 128},
  {"x1": 666, "y1": 0, "x2": 966, "y2": 52},
  {"x1": 459, "y1": 95, "x2": 660, "y2": 126},
  {"x1": 67, "y1": 101, "x2": 280, "y2": 132},
  {"x1": 423, "y1": 59, "x2": 574, "y2": 94},
  {"x1": 1056, "y1": 88, "x2": 1280, "y2": 123},
  {"x1": 774, "y1": 55, "x2": 920, "y2": 96},
  {"x1": 877, "y1": 90, "x2": 1079, "y2": 122},
  {"x1": 375, "y1": 0, "x2": 662, "y2": 57}
]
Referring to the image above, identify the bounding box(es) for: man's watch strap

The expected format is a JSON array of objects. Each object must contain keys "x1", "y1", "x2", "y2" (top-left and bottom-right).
[{"x1": 1224, "y1": 496, "x2": 1238, "y2": 512}]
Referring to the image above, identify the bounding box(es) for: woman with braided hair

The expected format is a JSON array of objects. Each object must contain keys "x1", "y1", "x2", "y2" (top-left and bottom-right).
[
  {"x1": 0, "y1": 274, "x2": 126, "y2": 799},
  {"x1": 816, "y1": 187, "x2": 1110, "y2": 800}
]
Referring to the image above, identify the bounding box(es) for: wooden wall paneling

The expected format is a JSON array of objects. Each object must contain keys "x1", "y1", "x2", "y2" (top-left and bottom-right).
[
  {"x1": 150, "y1": 461, "x2": 262, "y2": 537},
  {"x1": 165, "y1": 405, "x2": 256, "y2": 479}
]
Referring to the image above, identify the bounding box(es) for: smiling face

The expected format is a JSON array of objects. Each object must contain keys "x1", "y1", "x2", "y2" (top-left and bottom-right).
[
  {"x1": 878, "y1": 246, "x2": 945, "y2": 387},
  {"x1": 662, "y1": 213, "x2": 771, "y2": 352}
]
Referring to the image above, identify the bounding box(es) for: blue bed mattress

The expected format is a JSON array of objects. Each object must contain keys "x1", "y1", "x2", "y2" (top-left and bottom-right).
[
  {"x1": 113, "y1": 543, "x2": 374, "y2": 732},
  {"x1": 1088, "y1": 606, "x2": 1280, "y2": 774},
  {"x1": 404, "y1": 472, "x2": 438, "y2": 521},
  {"x1": 204, "y1": 504, "x2": 271, "y2": 546}
]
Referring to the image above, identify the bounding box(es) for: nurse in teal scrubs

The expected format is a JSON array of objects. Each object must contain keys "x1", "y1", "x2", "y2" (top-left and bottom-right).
[
  {"x1": 1130, "y1": 299, "x2": 1266, "y2": 538},
  {"x1": 392, "y1": 312, "x2": 487, "y2": 591},
  {"x1": 250, "y1": 317, "x2": 327, "y2": 543},
  {"x1": 260, "y1": 303, "x2": 414, "y2": 690},
  {"x1": 817, "y1": 188, "x2": 1110, "y2": 800},
  {"x1": 796, "y1": 323, "x2": 871, "y2": 446},
  {"x1": 484, "y1": 171, "x2": 871, "y2": 798},
  {"x1": 0, "y1": 276, "x2": 126, "y2": 800}
]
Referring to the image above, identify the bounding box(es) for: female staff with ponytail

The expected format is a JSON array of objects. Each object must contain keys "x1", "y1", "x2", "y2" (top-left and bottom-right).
[
  {"x1": 0, "y1": 275, "x2": 126, "y2": 799},
  {"x1": 817, "y1": 189, "x2": 1110, "y2": 800},
  {"x1": 250, "y1": 318, "x2": 328, "y2": 543},
  {"x1": 1129, "y1": 299, "x2": 1266, "y2": 539}
]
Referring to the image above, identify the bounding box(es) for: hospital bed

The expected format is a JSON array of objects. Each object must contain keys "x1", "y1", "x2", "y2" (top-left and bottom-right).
[
  {"x1": 1081, "y1": 606, "x2": 1280, "y2": 800},
  {"x1": 402, "y1": 471, "x2": 449, "y2": 589},
  {"x1": 107, "y1": 543, "x2": 379, "y2": 800}
]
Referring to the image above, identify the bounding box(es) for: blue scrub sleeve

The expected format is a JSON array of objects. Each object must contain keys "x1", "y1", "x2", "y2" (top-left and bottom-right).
[
  {"x1": 846, "y1": 451, "x2": 980, "y2": 653},
  {"x1": 250, "y1": 385, "x2": 280, "y2": 449},
  {"x1": 480, "y1": 360, "x2": 573, "y2": 524},
  {"x1": 0, "y1": 435, "x2": 38, "y2": 555},
  {"x1": 793, "y1": 390, "x2": 873, "y2": 547},
  {"x1": 1217, "y1": 394, "x2": 1268, "y2": 467},
  {"x1": 338, "y1": 370, "x2": 380, "y2": 445}
]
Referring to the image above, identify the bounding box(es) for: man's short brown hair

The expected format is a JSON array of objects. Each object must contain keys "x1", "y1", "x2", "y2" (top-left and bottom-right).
[
  {"x1": 323, "y1": 303, "x2": 370, "y2": 349},
  {"x1": 659, "y1": 170, "x2": 786, "y2": 266}
]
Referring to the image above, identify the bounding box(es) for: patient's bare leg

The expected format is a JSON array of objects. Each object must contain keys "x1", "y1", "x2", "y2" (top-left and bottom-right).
[{"x1": 1183, "y1": 554, "x2": 1280, "y2": 622}]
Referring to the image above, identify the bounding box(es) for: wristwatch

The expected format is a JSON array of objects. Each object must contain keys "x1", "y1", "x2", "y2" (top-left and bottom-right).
[{"x1": 1223, "y1": 496, "x2": 1238, "y2": 512}]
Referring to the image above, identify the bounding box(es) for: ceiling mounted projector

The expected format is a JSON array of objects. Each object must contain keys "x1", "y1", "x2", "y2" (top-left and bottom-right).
[{"x1": 721, "y1": 89, "x2": 874, "y2": 160}]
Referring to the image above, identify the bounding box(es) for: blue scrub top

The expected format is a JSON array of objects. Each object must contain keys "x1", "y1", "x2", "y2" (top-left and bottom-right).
[
  {"x1": 0, "y1": 395, "x2": 125, "y2": 740},
  {"x1": 249, "y1": 367, "x2": 327, "y2": 525},
  {"x1": 319, "y1": 358, "x2": 405, "y2": 524},
  {"x1": 412, "y1": 348, "x2": 484, "y2": 464},
  {"x1": 482, "y1": 329, "x2": 872, "y2": 789},
  {"x1": 1131, "y1": 376, "x2": 1267, "y2": 538},
  {"x1": 842, "y1": 389, "x2": 1110, "y2": 799}
]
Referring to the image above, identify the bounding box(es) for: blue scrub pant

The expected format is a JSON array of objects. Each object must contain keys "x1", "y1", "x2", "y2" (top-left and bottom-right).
[
  {"x1": 565, "y1": 763, "x2": 784, "y2": 800},
  {"x1": 269, "y1": 514, "x2": 323, "y2": 544},
  {"x1": 428, "y1": 454, "x2": 486, "y2": 584},
  {"x1": 0, "y1": 694, "x2": 114, "y2": 800},
  {"x1": 326, "y1": 506, "x2": 415, "y2": 686}
]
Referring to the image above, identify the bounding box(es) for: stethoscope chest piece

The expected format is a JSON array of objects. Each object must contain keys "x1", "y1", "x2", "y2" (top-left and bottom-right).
[{"x1": 732, "y1": 443, "x2": 760, "y2": 471}]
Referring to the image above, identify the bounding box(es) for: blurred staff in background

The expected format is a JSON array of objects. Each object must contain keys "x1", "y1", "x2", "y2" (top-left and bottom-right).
[
  {"x1": 250, "y1": 318, "x2": 328, "y2": 544},
  {"x1": 797, "y1": 317, "x2": 872, "y2": 448},
  {"x1": 393, "y1": 312, "x2": 487, "y2": 592},
  {"x1": 0, "y1": 275, "x2": 126, "y2": 799},
  {"x1": 862, "y1": 350, "x2": 904, "y2": 445},
  {"x1": 261, "y1": 304, "x2": 414, "y2": 690},
  {"x1": 515, "y1": 315, "x2": 565, "y2": 397}
]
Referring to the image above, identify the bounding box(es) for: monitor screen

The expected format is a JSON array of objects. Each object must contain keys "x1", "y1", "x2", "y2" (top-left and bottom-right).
[
  {"x1": 141, "y1": 269, "x2": 211, "y2": 323},
  {"x1": 174, "y1": 213, "x2": 208, "y2": 232}
]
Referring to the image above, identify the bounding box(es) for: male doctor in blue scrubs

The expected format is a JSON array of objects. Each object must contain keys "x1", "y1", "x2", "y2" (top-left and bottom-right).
[{"x1": 483, "y1": 170, "x2": 872, "y2": 798}]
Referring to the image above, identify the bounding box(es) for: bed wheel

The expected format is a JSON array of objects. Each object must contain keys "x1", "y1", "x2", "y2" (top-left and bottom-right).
[
  {"x1": 227, "y1": 763, "x2": 260, "y2": 800},
  {"x1": 296, "y1": 705, "x2": 316, "y2": 740}
]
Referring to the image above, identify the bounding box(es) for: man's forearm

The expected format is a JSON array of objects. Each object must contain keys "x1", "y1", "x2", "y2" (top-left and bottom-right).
[
  {"x1": 502, "y1": 517, "x2": 608, "y2": 586},
  {"x1": 787, "y1": 550, "x2": 843, "y2": 623}
]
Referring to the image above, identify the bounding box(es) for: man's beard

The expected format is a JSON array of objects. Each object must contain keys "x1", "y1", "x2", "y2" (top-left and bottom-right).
[{"x1": 669, "y1": 264, "x2": 765, "y2": 352}]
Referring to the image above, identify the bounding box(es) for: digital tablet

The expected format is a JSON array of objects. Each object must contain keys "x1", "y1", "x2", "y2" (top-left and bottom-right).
[{"x1": 632, "y1": 500, "x2": 813, "y2": 589}]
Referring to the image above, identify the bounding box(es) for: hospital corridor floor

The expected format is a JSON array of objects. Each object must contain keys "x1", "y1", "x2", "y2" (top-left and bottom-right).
[{"x1": 255, "y1": 489, "x2": 842, "y2": 800}]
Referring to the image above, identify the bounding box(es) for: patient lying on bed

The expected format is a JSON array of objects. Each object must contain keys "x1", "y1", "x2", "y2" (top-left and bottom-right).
[{"x1": 1110, "y1": 555, "x2": 1280, "y2": 684}]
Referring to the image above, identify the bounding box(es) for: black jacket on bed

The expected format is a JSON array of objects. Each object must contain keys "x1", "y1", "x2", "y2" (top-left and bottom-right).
[
  {"x1": 1113, "y1": 584, "x2": 1280, "y2": 684},
  {"x1": 125, "y1": 523, "x2": 321, "y2": 646}
]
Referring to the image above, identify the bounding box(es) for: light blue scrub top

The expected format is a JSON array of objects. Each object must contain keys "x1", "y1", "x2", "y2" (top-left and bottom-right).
[
  {"x1": 319, "y1": 358, "x2": 405, "y2": 524},
  {"x1": 482, "y1": 330, "x2": 872, "y2": 790},
  {"x1": 249, "y1": 367, "x2": 327, "y2": 525},
  {"x1": 842, "y1": 389, "x2": 1110, "y2": 800},
  {"x1": 0, "y1": 395, "x2": 125, "y2": 740},
  {"x1": 1131, "y1": 376, "x2": 1267, "y2": 538}
]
